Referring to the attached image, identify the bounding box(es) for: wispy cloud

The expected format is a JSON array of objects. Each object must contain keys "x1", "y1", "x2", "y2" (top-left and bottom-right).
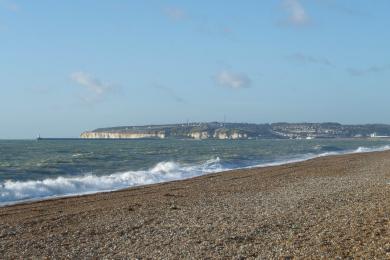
[
  {"x1": 347, "y1": 65, "x2": 390, "y2": 76},
  {"x1": 315, "y1": 0, "x2": 369, "y2": 17},
  {"x1": 154, "y1": 85, "x2": 186, "y2": 103},
  {"x1": 0, "y1": 0, "x2": 19, "y2": 12},
  {"x1": 70, "y1": 72, "x2": 115, "y2": 103},
  {"x1": 162, "y1": 6, "x2": 233, "y2": 39},
  {"x1": 281, "y1": 0, "x2": 310, "y2": 26},
  {"x1": 163, "y1": 6, "x2": 187, "y2": 21},
  {"x1": 0, "y1": 0, "x2": 18, "y2": 30},
  {"x1": 214, "y1": 70, "x2": 252, "y2": 89},
  {"x1": 287, "y1": 53, "x2": 333, "y2": 67}
]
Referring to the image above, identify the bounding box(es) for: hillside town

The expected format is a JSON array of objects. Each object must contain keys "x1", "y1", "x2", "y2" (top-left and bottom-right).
[{"x1": 80, "y1": 122, "x2": 390, "y2": 140}]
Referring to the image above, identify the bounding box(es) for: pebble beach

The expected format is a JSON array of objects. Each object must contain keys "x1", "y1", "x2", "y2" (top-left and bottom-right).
[{"x1": 1, "y1": 150, "x2": 389, "y2": 258}]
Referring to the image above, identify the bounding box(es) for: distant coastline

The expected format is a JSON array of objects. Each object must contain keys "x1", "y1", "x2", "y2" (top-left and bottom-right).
[
  {"x1": 36, "y1": 137, "x2": 84, "y2": 141},
  {"x1": 80, "y1": 122, "x2": 390, "y2": 140}
]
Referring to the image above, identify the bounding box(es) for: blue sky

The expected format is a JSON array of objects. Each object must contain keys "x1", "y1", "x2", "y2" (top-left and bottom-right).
[{"x1": 1, "y1": 0, "x2": 390, "y2": 138}]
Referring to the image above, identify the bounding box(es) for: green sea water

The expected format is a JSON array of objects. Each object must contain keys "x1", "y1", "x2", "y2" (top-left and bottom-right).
[{"x1": 0, "y1": 138, "x2": 389, "y2": 205}]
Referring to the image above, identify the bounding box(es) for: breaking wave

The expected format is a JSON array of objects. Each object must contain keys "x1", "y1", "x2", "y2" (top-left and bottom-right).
[
  {"x1": 0, "y1": 158, "x2": 224, "y2": 206},
  {"x1": 1, "y1": 144, "x2": 390, "y2": 206},
  {"x1": 352, "y1": 145, "x2": 390, "y2": 153},
  {"x1": 247, "y1": 144, "x2": 390, "y2": 169}
]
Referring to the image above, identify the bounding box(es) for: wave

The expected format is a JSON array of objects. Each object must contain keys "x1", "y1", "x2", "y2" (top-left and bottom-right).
[
  {"x1": 352, "y1": 145, "x2": 390, "y2": 153},
  {"x1": 1, "y1": 145, "x2": 389, "y2": 206},
  {"x1": 246, "y1": 145, "x2": 390, "y2": 169},
  {"x1": 0, "y1": 157, "x2": 224, "y2": 206}
]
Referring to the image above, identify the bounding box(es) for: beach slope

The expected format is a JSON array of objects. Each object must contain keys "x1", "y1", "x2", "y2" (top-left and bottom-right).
[{"x1": 1, "y1": 151, "x2": 389, "y2": 258}]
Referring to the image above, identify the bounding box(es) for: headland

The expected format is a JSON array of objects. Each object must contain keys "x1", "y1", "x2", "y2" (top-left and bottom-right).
[{"x1": 80, "y1": 122, "x2": 390, "y2": 140}]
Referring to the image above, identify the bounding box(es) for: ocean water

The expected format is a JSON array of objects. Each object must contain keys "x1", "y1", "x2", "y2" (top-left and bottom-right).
[{"x1": 0, "y1": 138, "x2": 389, "y2": 205}]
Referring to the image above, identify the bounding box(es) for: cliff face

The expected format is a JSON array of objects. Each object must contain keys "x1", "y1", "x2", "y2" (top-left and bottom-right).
[
  {"x1": 213, "y1": 129, "x2": 248, "y2": 140},
  {"x1": 80, "y1": 129, "x2": 248, "y2": 140},
  {"x1": 80, "y1": 122, "x2": 390, "y2": 140},
  {"x1": 80, "y1": 131, "x2": 166, "y2": 139},
  {"x1": 189, "y1": 131, "x2": 209, "y2": 140}
]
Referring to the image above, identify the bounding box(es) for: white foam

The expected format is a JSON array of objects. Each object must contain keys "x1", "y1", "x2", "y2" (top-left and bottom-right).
[
  {"x1": 352, "y1": 145, "x2": 390, "y2": 153},
  {"x1": 245, "y1": 145, "x2": 390, "y2": 170},
  {"x1": 0, "y1": 157, "x2": 223, "y2": 206},
  {"x1": 1, "y1": 144, "x2": 390, "y2": 206}
]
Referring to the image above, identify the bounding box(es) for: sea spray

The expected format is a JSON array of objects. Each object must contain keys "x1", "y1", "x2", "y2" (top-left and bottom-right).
[
  {"x1": 1, "y1": 141, "x2": 390, "y2": 206},
  {"x1": 0, "y1": 157, "x2": 223, "y2": 205}
]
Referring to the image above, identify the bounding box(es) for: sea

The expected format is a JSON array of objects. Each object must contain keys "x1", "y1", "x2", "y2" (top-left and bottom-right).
[{"x1": 0, "y1": 138, "x2": 389, "y2": 206}]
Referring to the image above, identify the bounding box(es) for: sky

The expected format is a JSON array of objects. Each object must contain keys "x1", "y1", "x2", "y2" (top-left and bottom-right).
[{"x1": 1, "y1": 0, "x2": 390, "y2": 138}]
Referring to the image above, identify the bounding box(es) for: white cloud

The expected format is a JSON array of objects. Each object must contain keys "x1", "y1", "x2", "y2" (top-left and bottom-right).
[
  {"x1": 163, "y1": 6, "x2": 187, "y2": 21},
  {"x1": 282, "y1": 0, "x2": 309, "y2": 26},
  {"x1": 70, "y1": 72, "x2": 113, "y2": 103},
  {"x1": 214, "y1": 70, "x2": 252, "y2": 89}
]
